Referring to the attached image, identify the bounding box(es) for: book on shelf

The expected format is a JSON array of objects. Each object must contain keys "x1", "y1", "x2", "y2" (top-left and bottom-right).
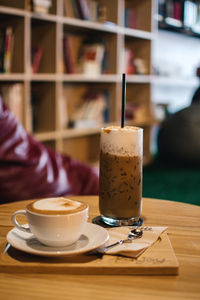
[
  {"x1": 173, "y1": 1, "x2": 183, "y2": 21},
  {"x1": 68, "y1": 90, "x2": 109, "y2": 128},
  {"x1": 63, "y1": 34, "x2": 108, "y2": 75},
  {"x1": 70, "y1": 0, "x2": 81, "y2": 18},
  {"x1": 89, "y1": 0, "x2": 99, "y2": 22},
  {"x1": 0, "y1": 26, "x2": 14, "y2": 73},
  {"x1": 30, "y1": 0, "x2": 52, "y2": 14},
  {"x1": 63, "y1": 0, "x2": 75, "y2": 18},
  {"x1": 63, "y1": 35, "x2": 76, "y2": 74},
  {"x1": 31, "y1": 47, "x2": 43, "y2": 73},
  {"x1": 64, "y1": 0, "x2": 88, "y2": 19},
  {"x1": 158, "y1": 0, "x2": 200, "y2": 32},
  {"x1": 64, "y1": 0, "x2": 109, "y2": 23},
  {"x1": 165, "y1": 0, "x2": 174, "y2": 18},
  {"x1": 76, "y1": 0, "x2": 90, "y2": 20},
  {"x1": 124, "y1": 8, "x2": 138, "y2": 29},
  {"x1": 184, "y1": 0, "x2": 199, "y2": 29},
  {"x1": 0, "y1": 83, "x2": 23, "y2": 123},
  {"x1": 78, "y1": 38, "x2": 107, "y2": 75},
  {"x1": 158, "y1": 0, "x2": 183, "y2": 27},
  {"x1": 165, "y1": 0, "x2": 183, "y2": 28}
]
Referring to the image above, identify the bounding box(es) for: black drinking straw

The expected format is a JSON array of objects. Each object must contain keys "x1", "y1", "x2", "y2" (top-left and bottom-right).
[{"x1": 121, "y1": 73, "x2": 126, "y2": 128}]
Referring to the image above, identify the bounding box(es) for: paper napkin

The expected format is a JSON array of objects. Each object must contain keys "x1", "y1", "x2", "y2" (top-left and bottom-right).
[{"x1": 98, "y1": 226, "x2": 167, "y2": 258}]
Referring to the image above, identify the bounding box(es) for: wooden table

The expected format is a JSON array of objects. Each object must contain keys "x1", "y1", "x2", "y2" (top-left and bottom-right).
[{"x1": 0, "y1": 196, "x2": 200, "y2": 300}]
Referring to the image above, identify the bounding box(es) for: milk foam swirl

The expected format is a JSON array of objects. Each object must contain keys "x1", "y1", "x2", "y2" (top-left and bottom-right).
[
  {"x1": 27, "y1": 197, "x2": 87, "y2": 215},
  {"x1": 33, "y1": 197, "x2": 81, "y2": 211}
]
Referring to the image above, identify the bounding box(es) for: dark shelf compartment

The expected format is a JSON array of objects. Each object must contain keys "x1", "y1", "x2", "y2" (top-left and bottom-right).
[{"x1": 159, "y1": 19, "x2": 200, "y2": 39}]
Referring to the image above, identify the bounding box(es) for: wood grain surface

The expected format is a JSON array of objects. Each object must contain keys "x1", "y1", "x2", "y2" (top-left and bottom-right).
[
  {"x1": 0, "y1": 231, "x2": 179, "y2": 275},
  {"x1": 0, "y1": 196, "x2": 200, "y2": 300}
]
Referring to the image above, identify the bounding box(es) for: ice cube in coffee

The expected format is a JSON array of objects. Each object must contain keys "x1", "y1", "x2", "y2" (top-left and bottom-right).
[{"x1": 99, "y1": 126, "x2": 143, "y2": 226}]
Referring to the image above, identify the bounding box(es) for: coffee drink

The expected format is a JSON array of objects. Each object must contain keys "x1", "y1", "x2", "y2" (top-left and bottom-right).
[
  {"x1": 12, "y1": 197, "x2": 89, "y2": 247},
  {"x1": 99, "y1": 152, "x2": 142, "y2": 218},
  {"x1": 27, "y1": 197, "x2": 87, "y2": 215},
  {"x1": 99, "y1": 126, "x2": 143, "y2": 226}
]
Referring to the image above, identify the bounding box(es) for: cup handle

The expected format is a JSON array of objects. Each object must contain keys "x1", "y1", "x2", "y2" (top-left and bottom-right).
[{"x1": 11, "y1": 210, "x2": 31, "y2": 233}]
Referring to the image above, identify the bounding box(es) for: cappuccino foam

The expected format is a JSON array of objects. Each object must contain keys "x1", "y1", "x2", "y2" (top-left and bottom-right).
[{"x1": 27, "y1": 197, "x2": 87, "y2": 215}]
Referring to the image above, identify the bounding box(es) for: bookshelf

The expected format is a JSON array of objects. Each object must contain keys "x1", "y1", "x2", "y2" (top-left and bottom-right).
[
  {"x1": 157, "y1": 0, "x2": 200, "y2": 38},
  {"x1": 153, "y1": 0, "x2": 200, "y2": 113},
  {"x1": 0, "y1": 0, "x2": 156, "y2": 166}
]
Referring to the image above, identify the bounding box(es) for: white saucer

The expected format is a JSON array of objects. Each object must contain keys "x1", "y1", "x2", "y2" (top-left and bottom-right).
[{"x1": 6, "y1": 223, "x2": 109, "y2": 257}]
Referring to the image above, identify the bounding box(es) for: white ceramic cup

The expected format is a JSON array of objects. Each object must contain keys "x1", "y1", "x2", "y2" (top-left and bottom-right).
[{"x1": 11, "y1": 198, "x2": 89, "y2": 247}]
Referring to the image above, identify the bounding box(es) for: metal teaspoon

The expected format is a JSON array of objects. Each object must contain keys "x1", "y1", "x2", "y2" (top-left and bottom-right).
[{"x1": 102, "y1": 229, "x2": 143, "y2": 252}]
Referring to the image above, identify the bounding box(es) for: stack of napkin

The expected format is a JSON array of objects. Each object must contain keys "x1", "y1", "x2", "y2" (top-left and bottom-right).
[{"x1": 98, "y1": 226, "x2": 167, "y2": 258}]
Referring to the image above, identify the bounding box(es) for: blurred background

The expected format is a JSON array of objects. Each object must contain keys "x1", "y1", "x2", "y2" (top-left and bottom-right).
[{"x1": 0, "y1": 0, "x2": 199, "y2": 205}]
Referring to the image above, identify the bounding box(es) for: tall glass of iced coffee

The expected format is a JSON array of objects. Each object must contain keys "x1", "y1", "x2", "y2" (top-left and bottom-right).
[{"x1": 99, "y1": 126, "x2": 143, "y2": 226}]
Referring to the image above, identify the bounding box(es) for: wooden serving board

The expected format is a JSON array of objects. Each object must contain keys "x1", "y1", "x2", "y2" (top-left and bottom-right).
[{"x1": 0, "y1": 231, "x2": 179, "y2": 275}]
